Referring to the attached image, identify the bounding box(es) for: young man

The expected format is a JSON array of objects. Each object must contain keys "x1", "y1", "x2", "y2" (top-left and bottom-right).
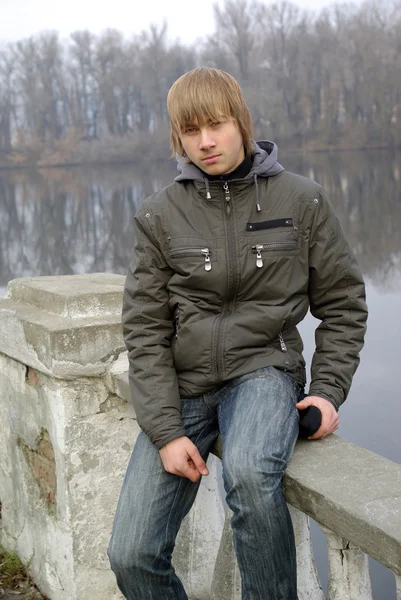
[{"x1": 108, "y1": 68, "x2": 367, "y2": 599}]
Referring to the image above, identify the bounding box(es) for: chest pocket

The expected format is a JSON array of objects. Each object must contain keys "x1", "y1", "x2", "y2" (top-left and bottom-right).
[
  {"x1": 167, "y1": 237, "x2": 224, "y2": 296},
  {"x1": 170, "y1": 245, "x2": 212, "y2": 271},
  {"x1": 245, "y1": 216, "x2": 298, "y2": 268},
  {"x1": 167, "y1": 236, "x2": 216, "y2": 274}
]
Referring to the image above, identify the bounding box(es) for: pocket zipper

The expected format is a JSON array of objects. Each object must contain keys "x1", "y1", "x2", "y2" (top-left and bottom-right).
[
  {"x1": 171, "y1": 247, "x2": 212, "y2": 271},
  {"x1": 278, "y1": 332, "x2": 287, "y2": 352},
  {"x1": 252, "y1": 242, "x2": 297, "y2": 268},
  {"x1": 173, "y1": 306, "x2": 180, "y2": 340}
]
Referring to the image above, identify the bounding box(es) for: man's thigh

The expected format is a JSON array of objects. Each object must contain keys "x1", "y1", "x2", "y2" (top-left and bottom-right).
[{"x1": 218, "y1": 367, "x2": 301, "y2": 480}]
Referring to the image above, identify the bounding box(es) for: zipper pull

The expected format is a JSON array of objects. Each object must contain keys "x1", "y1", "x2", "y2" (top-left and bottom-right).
[
  {"x1": 201, "y1": 248, "x2": 212, "y2": 271},
  {"x1": 223, "y1": 181, "x2": 231, "y2": 216},
  {"x1": 252, "y1": 244, "x2": 264, "y2": 268},
  {"x1": 174, "y1": 307, "x2": 180, "y2": 339},
  {"x1": 278, "y1": 332, "x2": 287, "y2": 352}
]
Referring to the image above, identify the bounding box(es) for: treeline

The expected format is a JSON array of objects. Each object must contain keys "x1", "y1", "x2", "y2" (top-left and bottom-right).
[{"x1": 0, "y1": 0, "x2": 400, "y2": 166}]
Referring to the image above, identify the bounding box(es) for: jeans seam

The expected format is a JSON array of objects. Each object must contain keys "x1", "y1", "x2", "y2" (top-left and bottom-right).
[{"x1": 201, "y1": 392, "x2": 218, "y2": 417}]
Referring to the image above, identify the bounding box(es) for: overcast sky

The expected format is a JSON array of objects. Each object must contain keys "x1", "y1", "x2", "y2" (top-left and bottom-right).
[{"x1": 0, "y1": 0, "x2": 365, "y2": 46}]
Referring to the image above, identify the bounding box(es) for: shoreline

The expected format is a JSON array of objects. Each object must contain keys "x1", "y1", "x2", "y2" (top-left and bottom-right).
[{"x1": 0, "y1": 144, "x2": 399, "y2": 172}]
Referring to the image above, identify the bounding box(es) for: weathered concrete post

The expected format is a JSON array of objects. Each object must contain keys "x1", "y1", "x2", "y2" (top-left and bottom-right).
[
  {"x1": 0, "y1": 274, "x2": 224, "y2": 600},
  {"x1": 0, "y1": 274, "x2": 134, "y2": 600}
]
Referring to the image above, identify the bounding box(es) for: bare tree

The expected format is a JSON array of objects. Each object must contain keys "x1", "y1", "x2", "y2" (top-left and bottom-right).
[
  {"x1": 212, "y1": 0, "x2": 262, "y2": 81},
  {"x1": 0, "y1": 46, "x2": 15, "y2": 152}
]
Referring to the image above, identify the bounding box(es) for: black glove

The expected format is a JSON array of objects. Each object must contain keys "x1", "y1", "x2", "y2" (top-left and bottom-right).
[{"x1": 297, "y1": 401, "x2": 322, "y2": 439}]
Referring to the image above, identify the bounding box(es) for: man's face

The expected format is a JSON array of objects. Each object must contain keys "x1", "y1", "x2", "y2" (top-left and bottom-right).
[{"x1": 179, "y1": 117, "x2": 245, "y2": 176}]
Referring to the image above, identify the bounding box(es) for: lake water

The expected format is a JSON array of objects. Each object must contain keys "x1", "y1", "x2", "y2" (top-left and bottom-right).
[{"x1": 0, "y1": 149, "x2": 400, "y2": 598}]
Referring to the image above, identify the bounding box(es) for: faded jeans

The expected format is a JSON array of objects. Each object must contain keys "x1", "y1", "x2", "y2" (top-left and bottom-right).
[{"x1": 108, "y1": 366, "x2": 302, "y2": 599}]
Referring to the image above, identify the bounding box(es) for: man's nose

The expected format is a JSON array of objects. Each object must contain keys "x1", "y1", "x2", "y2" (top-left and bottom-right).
[{"x1": 199, "y1": 129, "x2": 216, "y2": 151}]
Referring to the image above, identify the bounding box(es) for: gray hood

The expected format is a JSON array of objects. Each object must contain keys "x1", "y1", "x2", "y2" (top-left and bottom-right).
[{"x1": 174, "y1": 140, "x2": 284, "y2": 182}]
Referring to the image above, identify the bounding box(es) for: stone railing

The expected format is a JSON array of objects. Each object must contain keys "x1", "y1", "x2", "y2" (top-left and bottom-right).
[{"x1": 0, "y1": 275, "x2": 400, "y2": 600}]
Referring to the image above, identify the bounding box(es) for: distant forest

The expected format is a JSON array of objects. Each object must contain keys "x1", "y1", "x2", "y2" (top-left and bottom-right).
[{"x1": 0, "y1": 0, "x2": 400, "y2": 167}]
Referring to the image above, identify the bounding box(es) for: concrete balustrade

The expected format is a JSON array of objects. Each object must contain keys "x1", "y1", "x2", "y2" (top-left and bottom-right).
[{"x1": 0, "y1": 275, "x2": 400, "y2": 600}]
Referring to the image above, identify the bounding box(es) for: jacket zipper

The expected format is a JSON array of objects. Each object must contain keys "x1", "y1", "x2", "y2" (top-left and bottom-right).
[
  {"x1": 213, "y1": 182, "x2": 239, "y2": 381},
  {"x1": 171, "y1": 247, "x2": 212, "y2": 271},
  {"x1": 252, "y1": 241, "x2": 297, "y2": 268},
  {"x1": 223, "y1": 181, "x2": 231, "y2": 215}
]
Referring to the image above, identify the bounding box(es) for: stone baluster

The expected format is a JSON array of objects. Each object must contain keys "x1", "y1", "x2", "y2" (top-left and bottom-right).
[
  {"x1": 288, "y1": 506, "x2": 325, "y2": 600},
  {"x1": 322, "y1": 527, "x2": 373, "y2": 600}
]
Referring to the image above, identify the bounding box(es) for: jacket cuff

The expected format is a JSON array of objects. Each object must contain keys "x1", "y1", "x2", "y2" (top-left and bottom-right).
[
  {"x1": 147, "y1": 423, "x2": 187, "y2": 450},
  {"x1": 307, "y1": 388, "x2": 342, "y2": 411}
]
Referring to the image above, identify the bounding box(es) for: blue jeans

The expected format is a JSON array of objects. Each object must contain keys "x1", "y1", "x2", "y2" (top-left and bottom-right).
[{"x1": 108, "y1": 366, "x2": 302, "y2": 599}]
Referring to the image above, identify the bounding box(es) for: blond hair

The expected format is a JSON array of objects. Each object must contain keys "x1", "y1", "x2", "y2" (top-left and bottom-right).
[{"x1": 167, "y1": 67, "x2": 254, "y2": 158}]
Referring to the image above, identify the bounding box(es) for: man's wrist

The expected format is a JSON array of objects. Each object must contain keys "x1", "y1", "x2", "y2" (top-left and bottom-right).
[
  {"x1": 307, "y1": 390, "x2": 339, "y2": 410},
  {"x1": 159, "y1": 435, "x2": 187, "y2": 451}
]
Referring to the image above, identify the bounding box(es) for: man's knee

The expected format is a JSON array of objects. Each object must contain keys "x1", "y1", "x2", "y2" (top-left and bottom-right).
[
  {"x1": 223, "y1": 457, "x2": 284, "y2": 498},
  {"x1": 108, "y1": 531, "x2": 146, "y2": 574}
]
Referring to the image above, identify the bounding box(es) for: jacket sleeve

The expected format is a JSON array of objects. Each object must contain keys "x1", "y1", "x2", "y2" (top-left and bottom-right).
[
  {"x1": 307, "y1": 188, "x2": 368, "y2": 409},
  {"x1": 122, "y1": 204, "x2": 186, "y2": 449}
]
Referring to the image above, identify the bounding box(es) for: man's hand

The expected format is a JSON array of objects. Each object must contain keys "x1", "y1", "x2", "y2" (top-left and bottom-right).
[
  {"x1": 295, "y1": 395, "x2": 339, "y2": 440},
  {"x1": 159, "y1": 436, "x2": 209, "y2": 482}
]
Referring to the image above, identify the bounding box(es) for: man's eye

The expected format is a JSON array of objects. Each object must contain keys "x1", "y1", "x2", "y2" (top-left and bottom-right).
[
  {"x1": 185, "y1": 126, "x2": 198, "y2": 134},
  {"x1": 210, "y1": 121, "x2": 221, "y2": 127}
]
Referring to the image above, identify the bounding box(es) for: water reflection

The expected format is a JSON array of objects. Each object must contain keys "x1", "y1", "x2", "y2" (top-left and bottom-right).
[
  {"x1": 285, "y1": 150, "x2": 401, "y2": 290},
  {"x1": 0, "y1": 149, "x2": 400, "y2": 291},
  {"x1": 0, "y1": 163, "x2": 168, "y2": 287}
]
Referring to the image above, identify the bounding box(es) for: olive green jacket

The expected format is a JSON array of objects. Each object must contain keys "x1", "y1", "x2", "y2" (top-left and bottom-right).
[{"x1": 122, "y1": 142, "x2": 367, "y2": 449}]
